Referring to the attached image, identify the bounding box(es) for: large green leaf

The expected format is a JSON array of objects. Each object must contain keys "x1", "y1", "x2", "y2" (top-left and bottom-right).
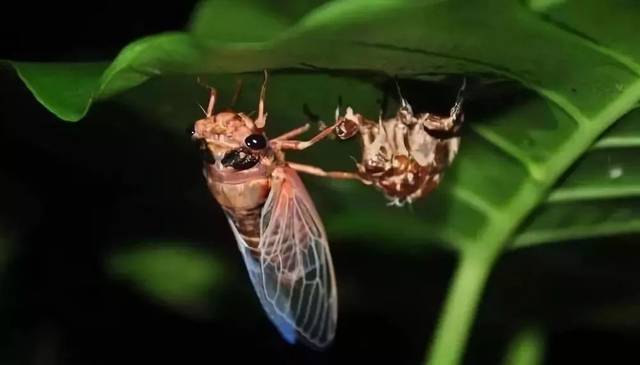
[
  {"x1": 514, "y1": 109, "x2": 640, "y2": 248},
  {"x1": 531, "y1": 0, "x2": 640, "y2": 62},
  {"x1": 4, "y1": 1, "x2": 640, "y2": 364}
]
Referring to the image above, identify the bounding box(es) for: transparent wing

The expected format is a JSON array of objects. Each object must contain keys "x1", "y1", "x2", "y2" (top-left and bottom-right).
[{"x1": 228, "y1": 166, "x2": 338, "y2": 349}]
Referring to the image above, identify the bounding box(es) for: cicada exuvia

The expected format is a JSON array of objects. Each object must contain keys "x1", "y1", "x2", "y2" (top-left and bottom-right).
[
  {"x1": 189, "y1": 72, "x2": 359, "y2": 350},
  {"x1": 333, "y1": 79, "x2": 466, "y2": 207}
]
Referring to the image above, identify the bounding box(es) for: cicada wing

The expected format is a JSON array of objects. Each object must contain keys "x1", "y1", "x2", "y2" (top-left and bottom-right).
[
  {"x1": 228, "y1": 218, "x2": 298, "y2": 344},
  {"x1": 229, "y1": 166, "x2": 338, "y2": 349}
]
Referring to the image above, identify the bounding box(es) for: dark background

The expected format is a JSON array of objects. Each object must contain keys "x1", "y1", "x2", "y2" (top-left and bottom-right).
[{"x1": 2, "y1": 2, "x2": 640, "y2": 364}]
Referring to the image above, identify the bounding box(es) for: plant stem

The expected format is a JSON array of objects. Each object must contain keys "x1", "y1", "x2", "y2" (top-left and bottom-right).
[{"x1": 424, "y1": 247, "x2": 499, "y2": 365}]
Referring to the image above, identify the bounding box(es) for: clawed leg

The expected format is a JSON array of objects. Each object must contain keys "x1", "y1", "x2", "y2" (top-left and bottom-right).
[
  {"x1": 272, "y1": 104, "x2": 367, "y2": 150},
  {"x1": 421, "y1": 114, "x2": 460, "y2": 131},
  {"x1": 196, "y1": 77, "x2": 217, "y2": 118},
  {"x1": 206, "y1": 88, "x2": 217, "y2": 117},
  {"x1": 288, "y1": 162, "x2": 365, "y2": 182},
  {"x1": 421, "y1": 78, "x2": 466, "y2": 132},
  {"x1": 255, "y1": 70, "x2": 269, "y2": 130}
]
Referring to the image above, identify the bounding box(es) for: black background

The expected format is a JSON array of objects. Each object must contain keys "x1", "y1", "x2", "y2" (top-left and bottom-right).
[{"x1": 2, "y1": 2, "x2": 640, "y2": 364}]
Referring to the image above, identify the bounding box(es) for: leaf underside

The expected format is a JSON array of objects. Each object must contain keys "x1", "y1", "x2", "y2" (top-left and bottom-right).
[{"x1": 4, "y1": 0, "x2": 640, "y2": 255}]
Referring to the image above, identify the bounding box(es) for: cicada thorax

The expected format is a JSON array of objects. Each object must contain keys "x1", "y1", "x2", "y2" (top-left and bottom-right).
[{"x1": 193, "y1": 106, "x2": 277, "y2": 251}]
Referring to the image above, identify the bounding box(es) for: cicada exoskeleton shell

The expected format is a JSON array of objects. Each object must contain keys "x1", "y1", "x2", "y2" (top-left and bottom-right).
[{"x1": 333, "y1": 79, "x2": 466, "y2": 206}]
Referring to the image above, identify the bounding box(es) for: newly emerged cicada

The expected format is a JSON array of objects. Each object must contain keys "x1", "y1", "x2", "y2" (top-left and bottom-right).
[
  {"x1": 190, "y1": 71, "x2": 359, "y2": 349},
  {"x1": 333, "y1": 80, "x2": 466, "y2": 206}
]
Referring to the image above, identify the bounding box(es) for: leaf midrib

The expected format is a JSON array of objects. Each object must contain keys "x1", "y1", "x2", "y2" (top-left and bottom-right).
[
  {"x1": 493, "y1": 78, "x2": 640, "y2": 251},
  {"x1": 467, "y1": 6, "x2": 640, "y2": 250}
]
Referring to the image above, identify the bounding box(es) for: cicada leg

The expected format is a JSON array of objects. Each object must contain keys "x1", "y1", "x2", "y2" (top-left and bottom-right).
[
  {"x1": 420, "y1": 78, "x2": 466, "y2": 133},
  {"x1": 195, "y1": 77, "x2": 217, "y2": 118},
  {"x1": 287, "y1": 162, "x2": 366, "y2": 182},
  {"x1": 272, "y1": 123, "x2": 311, "y2": 141},
  {"x1": 255, "y1": 70, "x2": 269, "y2": 130},
  {"x1": 271, "y1": 122, "x2": 339, "y2": 151}
]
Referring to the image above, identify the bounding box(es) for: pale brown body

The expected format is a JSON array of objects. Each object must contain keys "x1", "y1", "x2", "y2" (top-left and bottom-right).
[
  {"x1": 206, "y1": 164, "x2": 272, "y2": 248},
  {"x1": 190, "y1": 72, "x2": 350, "y2": 349},
  {"x1": 193, "y1": 108, "x2": 275, "y2": 249},
  {"x1": 333, "y1": 81, "x2": 465, "y2": 206},
  {"x1": 193, "y1": 109, "x2": 353, "y2": 248}
]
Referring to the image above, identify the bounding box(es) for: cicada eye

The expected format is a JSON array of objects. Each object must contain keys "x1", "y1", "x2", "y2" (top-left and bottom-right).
[
  {"x1": 221, "y1": 147, "x2": 259, "y2": 170},
  {"x1": 244, "y1": 134, "x2": 267, "y2": 150}
]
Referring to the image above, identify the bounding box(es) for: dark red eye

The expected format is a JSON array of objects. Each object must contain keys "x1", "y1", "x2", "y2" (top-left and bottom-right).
[{"x1": 244, "y1": 134, "x2": 267, "y2": 150}]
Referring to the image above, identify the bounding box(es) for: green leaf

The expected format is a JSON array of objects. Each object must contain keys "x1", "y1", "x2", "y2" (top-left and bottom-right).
[
  {"x1": 5, "y1": 0, "x2": 638, "y2": 122},
  {"x1": 187, "y1": 0, "x2": 327, "y2": 42},
  {"x1": 530, "y1": 0, "x2": 640, "y2": 63},
  {"x1": 8, "y1": 62, "x2": 108, "y2": 122},
  {"x1": 514, "y1": 109, "x2": 640, "y2": 248},
  {"x1": 3, "y1": 1, "x2": 333, "y2": 122},
  {"x1": 5, "y1": 0, "x2": 639, "y2": 250},
  {"x1": 107, "y1": 243, "x2": 226, "y2": 313}
]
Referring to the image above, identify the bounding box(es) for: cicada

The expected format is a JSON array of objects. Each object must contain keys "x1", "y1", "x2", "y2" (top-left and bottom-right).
[
  {"x1": 190, "y1": 72, "x2": 358, "y2": 349},
  {"x1": 333, "y1": 80, "x2": 466, "y2": 207}
]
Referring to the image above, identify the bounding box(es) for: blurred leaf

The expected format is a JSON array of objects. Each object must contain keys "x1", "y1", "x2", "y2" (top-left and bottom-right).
[
  {"x1": 107, "y1": 244, "x2": 226, "y2": 312},
  {"x1": 526, "y1": 0, "x2": 566, "y2": 12},
  {"x1": 502, "y1": 325, "x2": 546, "y2": 365}
]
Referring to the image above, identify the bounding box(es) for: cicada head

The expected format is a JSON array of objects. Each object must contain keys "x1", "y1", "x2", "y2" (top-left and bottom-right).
[{"x1": 190, "y1": 75, "x2": 273, "y2": 173}]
